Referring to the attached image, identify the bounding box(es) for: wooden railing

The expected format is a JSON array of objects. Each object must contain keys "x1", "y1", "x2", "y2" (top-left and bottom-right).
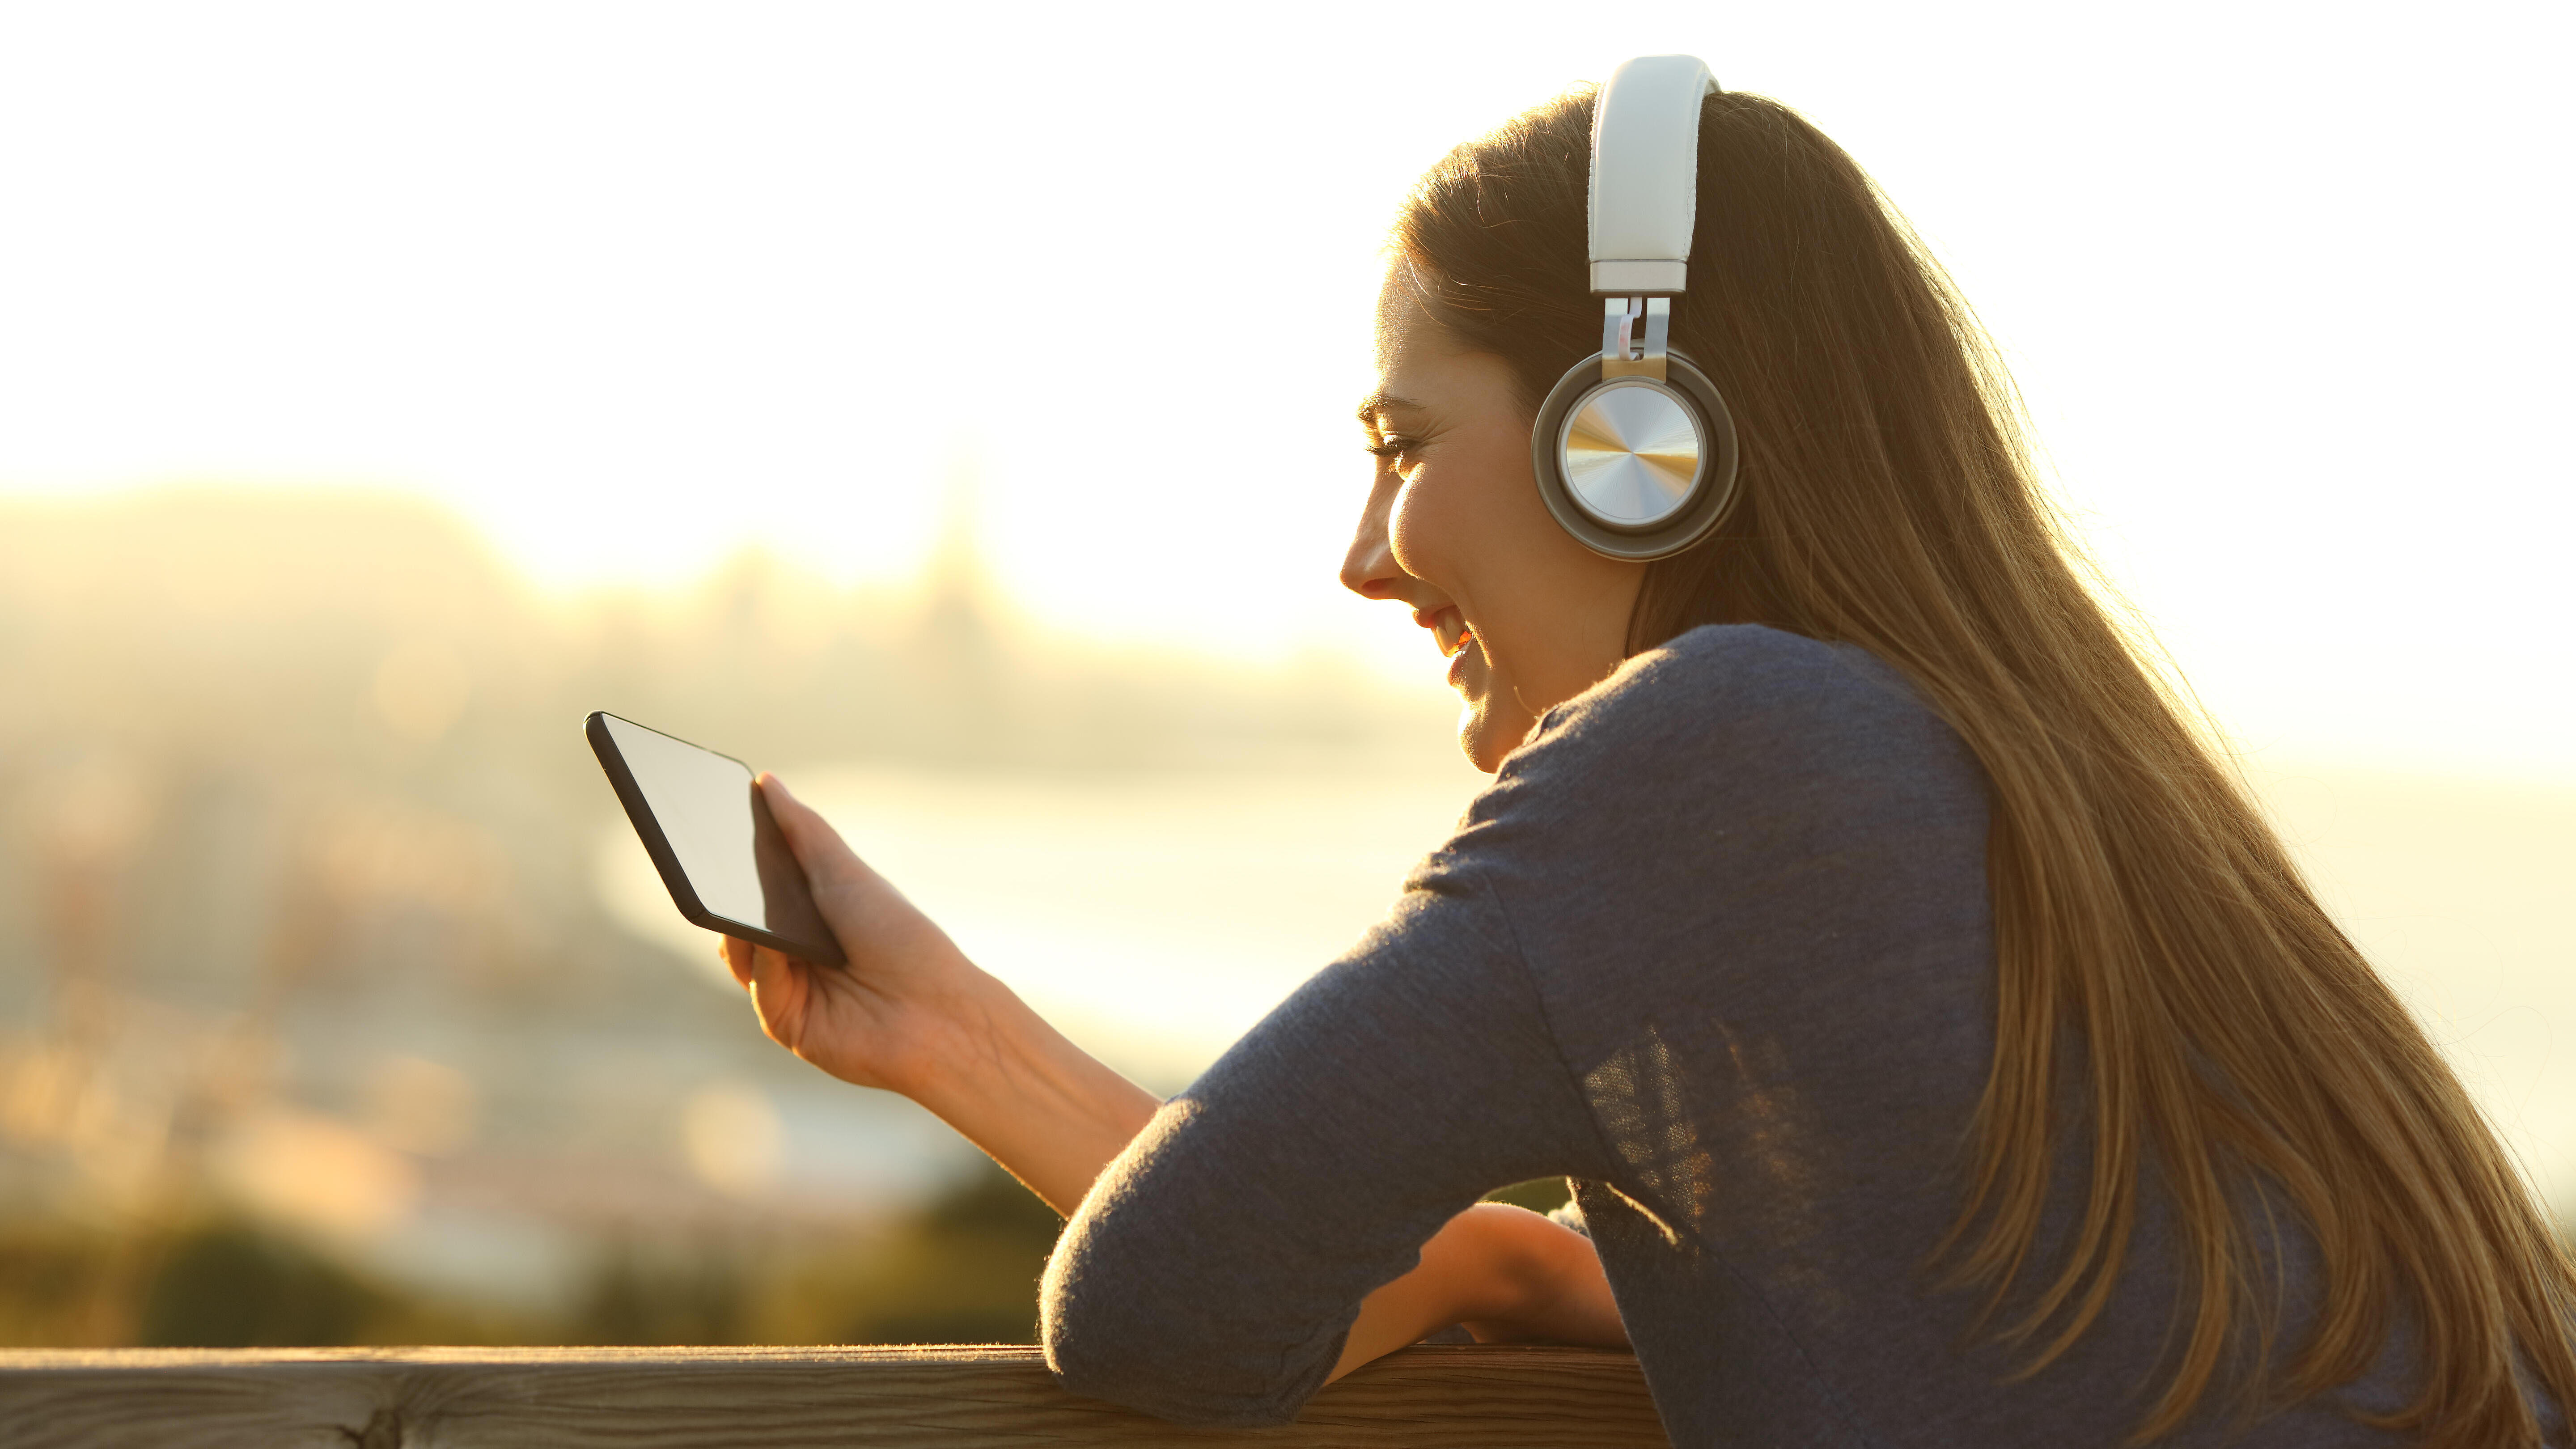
[{"x1": 0, "y1": 1343, "x2": 1670, "y2": 1448}]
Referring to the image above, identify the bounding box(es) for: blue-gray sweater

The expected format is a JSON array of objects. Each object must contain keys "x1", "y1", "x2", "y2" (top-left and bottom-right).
[{"x1": 1041, "y1": 624, "x2": 2427, "y2": 1446}]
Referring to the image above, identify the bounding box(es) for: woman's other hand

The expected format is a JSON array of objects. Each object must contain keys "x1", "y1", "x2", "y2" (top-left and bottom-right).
[
  {"x1": 718, "y1": 774, "x2": 1158, "y2": 1216},
  {"x1": 1327, "y1": 1202, "x2": 1629, "y2": 1382}
]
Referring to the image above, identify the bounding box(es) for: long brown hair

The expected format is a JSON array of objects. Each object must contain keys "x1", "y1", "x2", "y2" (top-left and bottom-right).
[{"x1": 1396, "y1": 89, "x2": 2574, "y2": 1445}]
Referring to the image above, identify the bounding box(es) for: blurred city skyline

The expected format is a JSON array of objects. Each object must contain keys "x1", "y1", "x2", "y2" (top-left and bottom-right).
[{"x1": 0, "y1": 480, "x2": 1483, "y2": 1341}]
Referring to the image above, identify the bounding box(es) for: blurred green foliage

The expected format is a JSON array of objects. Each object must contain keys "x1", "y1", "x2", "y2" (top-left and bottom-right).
[
  {"x1": 0, "y1": 1170, "x2": 1593, "y2": 1350},
  {"x1": 0, "y1": 1224, "x2": 121, "y2": 1347},
  {"x1": 0, "y1": 1160, "x2": 1064, "y2": 1349},
  {"x1": 570, "y1": 1242, "x2": 752, "y2": 1347},
  {"x1": 771, "y1": 1162, "x2": 1065, "y2": 1347},
  {"x1": 1483, "y1": 1178, "x2": 1573, "y2": 1215},
  {"x1": 140, "y1": 1225, "x2": 390, "y2": 1347}
]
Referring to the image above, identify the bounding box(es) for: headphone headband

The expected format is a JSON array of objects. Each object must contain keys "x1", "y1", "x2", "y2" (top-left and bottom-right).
[
  {"x1": 1534, "y1": 54, "x2": 1737, "y2": 561},
  {"x1": 1587, "y1": 55, "x2": 1719, "y2": 296}
]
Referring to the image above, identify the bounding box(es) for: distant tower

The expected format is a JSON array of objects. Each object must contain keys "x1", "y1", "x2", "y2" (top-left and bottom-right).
[
  {"x1": 910, "y1": 441, "x2": 1008, "y2": 758},
  {"x1": 918, "y1": 446, "x2": 997, "y2": 661}
]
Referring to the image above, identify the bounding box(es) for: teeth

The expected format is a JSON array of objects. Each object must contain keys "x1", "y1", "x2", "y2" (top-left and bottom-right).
[{"x1": 1424, "y1": 607, "x2": 1474, "y2": 660}]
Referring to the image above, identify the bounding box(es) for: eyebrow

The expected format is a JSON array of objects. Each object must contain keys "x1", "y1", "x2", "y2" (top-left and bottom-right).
[{"x1": 1354, "y1": 391, "x2": 1427, "y2": 426}]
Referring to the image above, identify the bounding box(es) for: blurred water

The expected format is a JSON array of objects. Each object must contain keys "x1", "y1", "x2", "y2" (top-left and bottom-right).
[{"x1": 595, "y1": 761, "x2": 1488, "y2": 1090}]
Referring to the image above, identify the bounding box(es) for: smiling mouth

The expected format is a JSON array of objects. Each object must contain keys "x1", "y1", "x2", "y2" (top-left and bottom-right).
[{"x1": 1416, "y1": 606, "x2": 1472, "y2": 659}]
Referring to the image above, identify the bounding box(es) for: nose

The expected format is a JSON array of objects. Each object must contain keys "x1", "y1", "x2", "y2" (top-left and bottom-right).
[{"x1": 1340, "y1": 477, "x2": 1405, "y2": 600}]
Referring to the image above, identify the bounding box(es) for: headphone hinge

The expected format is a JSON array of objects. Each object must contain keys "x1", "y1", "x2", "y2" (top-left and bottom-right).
[{"x1": 1600, "y1": 297, "x2": 1670, "y2": 382}]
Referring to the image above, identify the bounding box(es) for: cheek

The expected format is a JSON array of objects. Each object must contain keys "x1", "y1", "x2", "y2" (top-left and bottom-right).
[
  {"x1": 1387, "y1": 456, "x2": 1522, "y2": 597},
  {"x1": 1383, "y1": 474, "x2": 1461, "y2": 591}
]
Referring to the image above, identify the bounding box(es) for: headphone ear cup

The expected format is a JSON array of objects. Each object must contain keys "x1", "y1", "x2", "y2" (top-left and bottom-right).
[{"x1": 1530, "y1": 348, "x2": 1738, "y2": 562}]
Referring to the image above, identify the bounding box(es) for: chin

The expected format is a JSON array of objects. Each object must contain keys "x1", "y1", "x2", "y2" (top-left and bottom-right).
[{"x1": 1455, "y1": 702, "x2": 1517, "y2": 775}]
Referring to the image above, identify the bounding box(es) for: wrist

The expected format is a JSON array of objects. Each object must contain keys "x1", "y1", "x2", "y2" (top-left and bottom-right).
[
  {"x1": 898, "y1": 971, "x2": 1159, "y2": 1216},
  {"x1": 870, "y1": 955, "x2": 1015, "y2": 1103}
]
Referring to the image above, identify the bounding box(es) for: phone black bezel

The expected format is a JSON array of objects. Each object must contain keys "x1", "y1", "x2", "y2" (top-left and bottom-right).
[{"x1": 584, "y1": 710, "x2": 849, "y2": 967}]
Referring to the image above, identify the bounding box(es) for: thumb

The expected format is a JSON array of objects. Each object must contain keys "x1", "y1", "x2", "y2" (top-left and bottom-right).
[{"x1": 757, "y1": 772, "x2": 858, "y2": 877}]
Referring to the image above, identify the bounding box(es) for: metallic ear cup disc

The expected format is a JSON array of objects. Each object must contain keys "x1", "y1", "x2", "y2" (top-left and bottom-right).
[
  {"x1": 1561, "y1": 379, "x2": 1704, "y2": 529},
  {"x1": 1530, "y1": 347, "x2": 1739, "y2": 562}
]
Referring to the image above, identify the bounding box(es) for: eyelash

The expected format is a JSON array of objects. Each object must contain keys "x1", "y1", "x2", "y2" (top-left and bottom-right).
[{"x1": 1366, "y1": 436, "x2": 1420, "y2": 462}]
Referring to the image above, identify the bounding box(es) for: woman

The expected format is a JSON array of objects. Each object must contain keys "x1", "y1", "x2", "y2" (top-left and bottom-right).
[{"x1": 720, "y1": 74, "x2": 2575, "y2": 1446}]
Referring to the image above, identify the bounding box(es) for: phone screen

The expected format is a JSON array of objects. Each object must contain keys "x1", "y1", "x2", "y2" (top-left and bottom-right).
[{"x1": 586, "y1": 712, "x2": 846, "y2": 966}]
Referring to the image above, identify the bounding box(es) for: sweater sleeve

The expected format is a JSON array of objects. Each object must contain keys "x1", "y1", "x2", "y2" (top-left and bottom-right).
[{"x1": 1037, "y1": 849, "x2": 1622, "y2": 1426}]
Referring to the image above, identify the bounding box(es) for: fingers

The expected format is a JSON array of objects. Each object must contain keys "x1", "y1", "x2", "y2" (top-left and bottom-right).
[
  {"x1": 720, "y1": 934, "x2": 756, "y2": 988},
  {"x1": 739, "y1": 941, "x2": 804, "y2": 1049}
]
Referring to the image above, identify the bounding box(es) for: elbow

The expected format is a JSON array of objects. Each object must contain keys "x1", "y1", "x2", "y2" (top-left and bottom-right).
[
  {"x1": 1038, "y1": 1283, "x2": 1158, "y2": 1416},
  {"x1": 1039, "y1": 1243, "x2": 1316, "y2": 1428}
]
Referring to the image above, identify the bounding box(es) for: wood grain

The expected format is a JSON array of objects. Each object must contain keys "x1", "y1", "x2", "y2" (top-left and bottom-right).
[{"x1": 0, "y1": 1343, "x2": 1671, "y2": 1448}]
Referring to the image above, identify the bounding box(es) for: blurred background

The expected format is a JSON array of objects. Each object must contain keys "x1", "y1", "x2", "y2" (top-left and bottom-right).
[{"x1": 0, "y1": 0, "x2": 2568, "y2": 1348}]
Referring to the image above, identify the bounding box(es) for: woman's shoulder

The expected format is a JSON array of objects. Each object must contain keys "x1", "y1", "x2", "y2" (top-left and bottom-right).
[
  {"x1": 1463, "y1": 623, "x2": 1985, "y2": 862},
  {"x1": 1520, "y1": 623, "x2": 1949, "y2": 773}
]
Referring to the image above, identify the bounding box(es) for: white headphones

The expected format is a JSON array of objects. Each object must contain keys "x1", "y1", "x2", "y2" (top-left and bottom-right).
[{"x1": 1530, "y1": 55, "x2": 1740, "y2": 562}]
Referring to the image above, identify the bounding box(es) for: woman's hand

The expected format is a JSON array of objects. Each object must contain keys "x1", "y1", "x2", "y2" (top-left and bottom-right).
[
  {"x1": 1329, "y1": 1203, "x2": 1628, "y2": 1382},
  {"x1": 719, "y1": 775, "x2": 1158, "y2": 1216},
  {"x1": 1449, "y1": 1206, "x2": 1627, "y2": 1349},
  {"x1": 718, "y1": 774, "x2": 985, "y2": 1098}
]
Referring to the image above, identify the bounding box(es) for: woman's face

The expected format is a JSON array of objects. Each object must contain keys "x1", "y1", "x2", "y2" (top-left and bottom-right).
[{"x1": 1343, "y1": 275, "x2": 1646, "y2": 772}]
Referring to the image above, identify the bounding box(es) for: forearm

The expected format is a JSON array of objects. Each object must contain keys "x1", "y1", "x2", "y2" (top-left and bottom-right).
[
  {"x1": 729, "y1": 779, "x2": 1160, "y2": 1219},
  {"x1": 901, "y1": 969, "x2": 1161, "y2": 1217}
]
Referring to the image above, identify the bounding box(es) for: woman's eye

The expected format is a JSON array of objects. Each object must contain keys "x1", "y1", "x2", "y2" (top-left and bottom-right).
[{"x1": 1366, "y1": 437, "x2": 1419, "y2": 463}]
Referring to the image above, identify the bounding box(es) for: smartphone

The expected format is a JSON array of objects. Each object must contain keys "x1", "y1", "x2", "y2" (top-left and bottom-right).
[{"x1": 584, "y1": 711, "x2": 847, "y2": 966}]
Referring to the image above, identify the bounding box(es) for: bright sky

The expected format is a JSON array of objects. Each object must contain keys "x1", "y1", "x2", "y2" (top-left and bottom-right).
[{"x1": 0, "y1": 2, "x2": 2568, "y2": 778}]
